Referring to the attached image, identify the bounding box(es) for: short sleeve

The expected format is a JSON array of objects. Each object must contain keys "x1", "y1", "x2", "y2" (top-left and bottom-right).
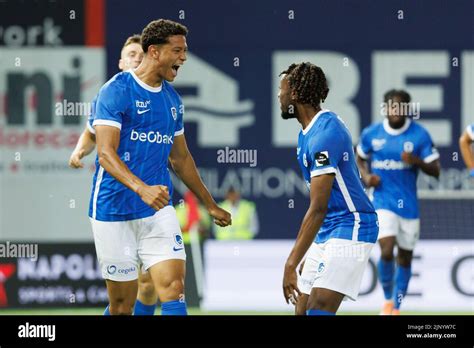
[
  {"x1": 308, "y1": 131, "x2": 345, "y2": 178},
  {"x1": 418, "y1": 129, "x2": 439, "y2": 163},
  {"x1": 356, "y1": 126, "x2": 373, "y2": 160},
  {"x1": 466, "y1": 124, "x2": 474, "y2": 141},
  {"x1": 174, "y1": 99, "x2": 184, "y2": 136},
  {"x1": 93, "y1": 81, "x2": 126, "y2": 130},
  {"x1": 86, "y1": 95, "x2": 97, "y2": 134}
]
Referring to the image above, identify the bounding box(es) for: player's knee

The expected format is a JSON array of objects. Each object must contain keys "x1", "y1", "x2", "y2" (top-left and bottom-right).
[
  {"x1": 109, "y1": 297, "x2": 134, "y2": 315},
  {"x1": 159, "y1": 278, "x2": 184, "y2": 300},
  {"x1": 397, "y1": 251, "x2": 412, "y2": 267},
  {"x1": 139, "y1": 280, "x2": 157, "y2": 300}
]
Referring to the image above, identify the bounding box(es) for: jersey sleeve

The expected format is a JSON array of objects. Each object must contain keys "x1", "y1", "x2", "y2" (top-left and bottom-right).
[
  {"x1": 86, "y1": 95, "x2": 97, "y2": 134},
  {"x1": 93, "y1": 81, "x2": 127, "y2": 130},
  {"x1": 308, "y1": 127, "x2": 345, "y2": 177},
  {"x1": 174, "y1": 98, "x2": 184, "y2": 136},
  {"x1": 356, "y1": 126, "x2": 373, "y2": 160},
  {"x1": 418, "y1": 128, "x2": 440, "y2": 163},
  {"x1": 466, "y1": 124, "x2": 474, "y2": 141}
]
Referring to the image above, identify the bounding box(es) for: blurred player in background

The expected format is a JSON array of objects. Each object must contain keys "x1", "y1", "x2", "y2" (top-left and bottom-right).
[
  {"x1": 356, "y1": 89, "x2": 440, "y2": 315},
  {"x1": 279, "y1": 62, "x2": 379, "y2": 315},
  {"x1": 459, "y1": 124, "x2": 474, "y2": 175},
  {"x1": 69, "y1": 35, "x2": 161, "y2": 315},
  {"x1": 89, "y1": 19, "x2": 231, "y2": 316}
]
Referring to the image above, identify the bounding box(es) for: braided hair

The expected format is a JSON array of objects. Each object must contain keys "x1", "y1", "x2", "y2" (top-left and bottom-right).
[{"x1": 280, "y1": 62, "x2": 329, "y2": 109}]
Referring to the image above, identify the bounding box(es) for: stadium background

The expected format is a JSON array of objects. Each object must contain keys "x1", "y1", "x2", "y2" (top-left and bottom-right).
[{"x1": 0, "y1": 0, "x2": 472, "y2": 314}]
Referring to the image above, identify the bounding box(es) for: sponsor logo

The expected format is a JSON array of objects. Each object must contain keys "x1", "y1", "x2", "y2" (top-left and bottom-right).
[
  {"x1": 372, "y1": 159, "x2": 411, "y2": 170},
  {"x1": 315, "y1": 151, "x2": 330, "y2": 167},
  {"x1": 106, "y1": 265, "x2": 116, "y2": 275},
  {"x1": 302, "y1": 153, "x2": 308, "y2": 167},
  {"x1": 137, "y1": 109, "x2": 150, "y2": 115},
  {"x1": 371, "y1": 138, "x2": 386, "y2": 151},
  {"x1": 130, "y1": 129, "x2": 173, "y2": 144},
  {"x1": 135, "y1": 100, "x2": 151, "y2": 108}
]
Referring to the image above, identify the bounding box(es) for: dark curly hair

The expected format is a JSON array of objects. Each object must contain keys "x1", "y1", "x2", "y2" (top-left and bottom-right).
[
  {"x1": 280, "y1": 62, "x2": 329, "y2": 109},
  {"x1": 141, "y1": 19, "x2": 188, "y2": 53},
  {"x1": 383, "y1": 89, "x2": 411, "y2": 103}
]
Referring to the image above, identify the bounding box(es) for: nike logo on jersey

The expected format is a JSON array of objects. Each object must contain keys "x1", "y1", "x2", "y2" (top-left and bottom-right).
[
  {"x1": 173, "y1": 246, "x2": 184, "y2": 252},
  {"x1": 137, "y1": 109, "x2": 150, "y2": 115}
]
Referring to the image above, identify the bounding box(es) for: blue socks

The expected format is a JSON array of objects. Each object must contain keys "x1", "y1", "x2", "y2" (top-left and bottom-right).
[
  {"x1": 377, "y1": 258, "x2": 395, "y2": 300},
  {"x1": 393, "y1": 265, "x2": 412, "y2": 310},
  {"x1": 134, "y1": 299, "x2": 157, "y2": 316},
  {"x1": 104, "y1": 305, "x2": 110, "y2": 316},
  {"x1": 307, "y1": 309, "x2": 335, "y2": 316},
  {"x1": 161, "y1": 299, "x2": 187, "y2": 315}
]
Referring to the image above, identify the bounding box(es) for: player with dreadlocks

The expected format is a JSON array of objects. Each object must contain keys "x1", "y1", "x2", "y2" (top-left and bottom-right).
[{"x1": 279, "y1": 62, "x2": 379, "y2": 315}]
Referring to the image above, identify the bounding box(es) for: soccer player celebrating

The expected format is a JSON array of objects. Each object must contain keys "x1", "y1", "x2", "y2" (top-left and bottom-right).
[
  {"x1": 356, "y1": 89, "x2": 440, "y2": 315},
  {"x1": 69, "y1": 35, "x2": 161, "y2": 315},
  {"x1": 89, "y1": 19, "x2": 231, "y2": 316},
  {"x1": 280, "y1": 62, "x2": 379, "y2": 315},
  {"x1": 459, "y1": 124, "x2": 474, "y2": 175}
]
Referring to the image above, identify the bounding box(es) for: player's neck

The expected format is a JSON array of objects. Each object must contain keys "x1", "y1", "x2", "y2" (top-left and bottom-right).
[
  {"x1": 133, "y1": 58, "x2": 163, "y2": 88},
  {"x1": 297, "y1": 105, "x2": 321, "y2": 130}
]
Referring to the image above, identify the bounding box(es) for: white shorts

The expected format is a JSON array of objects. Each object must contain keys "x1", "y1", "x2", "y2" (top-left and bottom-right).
[
  {"x1": 298, "y1": 239, "x2": 374, "y2": 301},
  {"x1": 90, "y1": 205, "x2": 186, "y2": 281},
  {"x1": 376, "y1": 209, "x2": 420, "y2": 251}
]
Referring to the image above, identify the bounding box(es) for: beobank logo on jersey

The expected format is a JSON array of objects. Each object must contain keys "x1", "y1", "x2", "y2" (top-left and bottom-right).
[{"x1": 130, "y1": 129, "x2": 173, "y2": 144}]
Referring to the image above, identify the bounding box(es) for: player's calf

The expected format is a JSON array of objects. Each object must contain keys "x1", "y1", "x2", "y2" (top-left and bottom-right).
[{"x1": 148, "y1": 259, "x2": 187, "y2": 315}]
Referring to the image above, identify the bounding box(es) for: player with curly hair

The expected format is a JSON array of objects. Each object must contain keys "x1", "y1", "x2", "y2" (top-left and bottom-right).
[{"x1": 279, "y1": 62, "x2": 379, "y2": 315}]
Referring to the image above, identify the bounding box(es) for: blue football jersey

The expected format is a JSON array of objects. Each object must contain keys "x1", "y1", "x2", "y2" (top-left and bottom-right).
[
  {"x1": 86, "y1": 95, "x2": 97, "y2": 135},
  {"x1": 89, "y1": 70, "x2": 184, "y2": 221},
  {"x1": 466, "y1": 124, "x2": 474, "y2": 141},
  {"x1": 297, "y1": 109, "x2": 378, "y2": 244},
  {"x1": 357, "y1": 118, "x2": 439, "y2": 219}
]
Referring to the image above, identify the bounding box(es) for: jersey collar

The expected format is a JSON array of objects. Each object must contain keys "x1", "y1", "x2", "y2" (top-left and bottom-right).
[
  {"x1": 383, "y1": 117, "x2": 411, "y2": 136},
  {"x1": 129, "y1": 69, "x2": 163, "y2": 93},
  {"x1": 302, "y1": 109, "x2": 330, "y2": 135}
]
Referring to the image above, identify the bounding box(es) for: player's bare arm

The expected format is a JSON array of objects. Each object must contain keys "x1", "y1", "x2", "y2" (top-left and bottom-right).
[
  {"x1": 400, "y1": 152, "x2": 440, "y2": 178},
  {"x1": 69, "y1": 127, "x2": 96, "y2": 168},
  {"x1": 356, "y1": 153, "x2": 381, "y2": 187},
  {"x1": 95, "y1": 124, "x2": 170, "y2": 210},
  {"x1": 169, "y1": 134, "x2": 231, "y2": 227},
  {"x1": 283, "y1": 173, "x2": 334, "y2": 304},
  {"x1": 459, "y1": 130, "x2": 474, "y2": 172}
]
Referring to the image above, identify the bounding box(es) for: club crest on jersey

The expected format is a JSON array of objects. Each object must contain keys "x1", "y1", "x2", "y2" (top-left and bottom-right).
[
  {"x1": 315, "y1": 151, "x2": 330, "y2": 167},
  {"x1": 171, "y1": 107, "x2": 177, "y2": 120},
  {"x1": 403, "y1": 141, "x2": 414, "y2": 153},
  {"x1": 371, "y1": 138, "x2": 386, "y2": 151}
]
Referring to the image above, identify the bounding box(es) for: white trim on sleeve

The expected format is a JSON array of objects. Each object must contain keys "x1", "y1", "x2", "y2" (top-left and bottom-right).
[
  {"x1": 174, "y1": 128, "x2": 184, "y2": 136},
  {"x1": 310, "y1": 167, "x2": 337, "y2": 177},
  {"x1": 87, "y1": 121, "x2": 96, "y2": 134},
  {"x1": 423, "y1": 152, "x2": 440, "y2": 163},
  {"x1": 93, "y1": 119, "x2": 122, "y2": 130},
  {"x1": 466, "y1": 125, "x2": 474, "y2": 141},
  {"x1": 356, "y1": 144, "x2": 369, "y2": 160}
]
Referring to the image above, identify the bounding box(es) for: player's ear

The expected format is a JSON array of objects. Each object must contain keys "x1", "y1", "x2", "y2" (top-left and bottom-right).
[{"x1": 118, "y1": 59, "x2": 124, "y2": 70}]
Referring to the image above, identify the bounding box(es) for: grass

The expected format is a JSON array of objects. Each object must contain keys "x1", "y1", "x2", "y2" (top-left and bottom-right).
[{"x1": 0, "y1": 308, "x2": 470, "y2": 315}]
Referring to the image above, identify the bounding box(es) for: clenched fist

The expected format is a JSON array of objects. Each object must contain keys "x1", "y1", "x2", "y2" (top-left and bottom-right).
[{"x1": 137, "y1": 185, "x2": 170, "y2": 211}]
